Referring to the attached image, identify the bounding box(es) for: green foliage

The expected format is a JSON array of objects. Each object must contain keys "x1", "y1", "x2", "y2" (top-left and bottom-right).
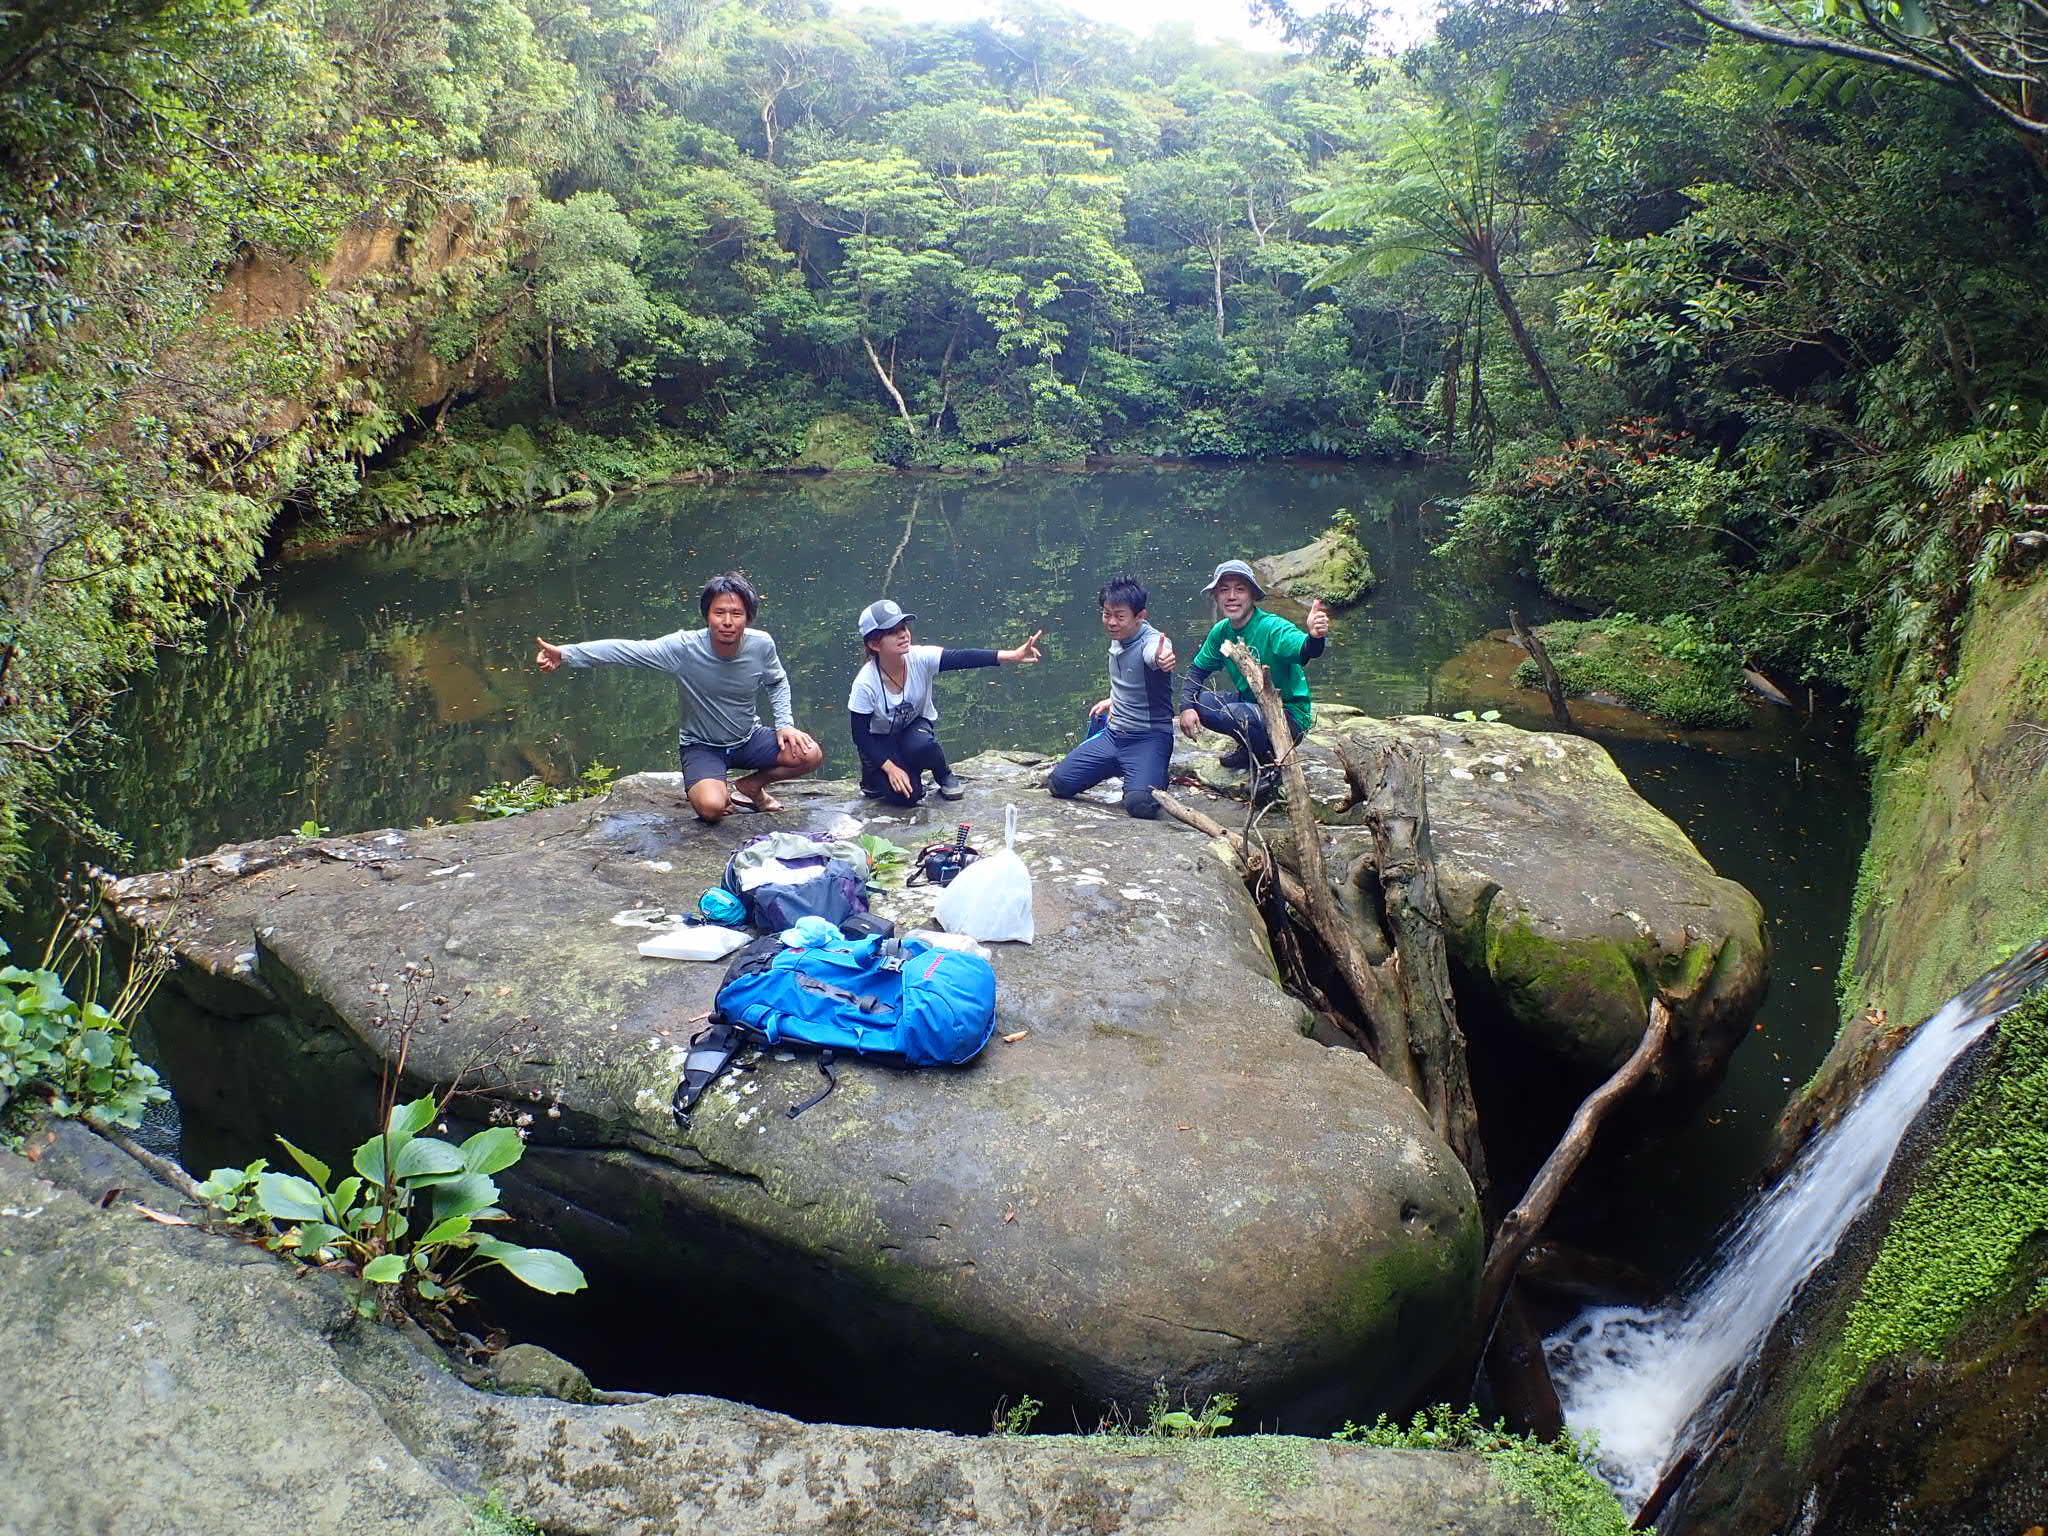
[
  {"x1": 1786, "y1": 987, "x2": 2048, "y2": 1452},
  {"x1": 467, "y1": 762, "x2": 616, "y2": 820},
  {"x1": 1446, "y1": 421, "x2": 1752, "y2": 619},
  {"x1": 1513, "y1": 616, "x2": 1749, "y2": 730},
  {"x1": 467, "y1": 1494, "x2": 545, "y2": 1536},
  {"x1": 197, "y1": 1093, "x2": 587, "y2": 1310},
  {"x1": 1334, "y1": 1406, "x2": 1637, "y2": 1536},
  {"x1": 0, "y1": 880, "x2": 176, "y2": 1143},
  {"x1": 855, "y1": 834, "x2": 909, "y2": 889},
  {"x1": 1146, "y1": 1385, "x2": 1237, "y2": 1439},
  {"x1": 0, "y1": 937, "x2": 170, "y2": 1144},
  {"x1": 990, "y1": 1394, "x2": 1044, "y2": 1436}
]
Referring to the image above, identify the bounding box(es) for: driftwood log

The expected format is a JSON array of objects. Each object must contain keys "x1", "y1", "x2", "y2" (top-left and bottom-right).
[
  {"x1": 1163, "y1": 654, "x2": 1669, "y2": 1436},
  {"x1": 1508, "y1": 608, "x2": 1573, "y2": 730},
  {"x1": 1350, "y1": 740, "x2": 1486, "y2": 1181},
  {"x1": 1219, "y1": 639, "x2": 1421, "y2": 1099}
]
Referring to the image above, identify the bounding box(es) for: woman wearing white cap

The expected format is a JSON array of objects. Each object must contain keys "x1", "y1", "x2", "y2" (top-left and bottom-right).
[{"x1": 848, "y1": 599, "x2": 1042, "y2": 806}]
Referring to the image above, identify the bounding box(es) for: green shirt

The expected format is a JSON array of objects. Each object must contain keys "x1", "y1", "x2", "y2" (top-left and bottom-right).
[{"x1": 1185, "y1": 607, "x2": 1319, "y2": 731}]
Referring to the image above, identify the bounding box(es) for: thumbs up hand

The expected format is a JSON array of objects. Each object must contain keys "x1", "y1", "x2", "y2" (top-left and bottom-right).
[{"x1": 1305, "y1": 598, "x2": 1330, "y2": 639}]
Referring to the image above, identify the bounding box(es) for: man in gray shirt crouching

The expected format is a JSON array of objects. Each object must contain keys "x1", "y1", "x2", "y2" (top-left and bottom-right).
[{"x1": 534, "y1": 572, "x2": 824, "y2": 822}]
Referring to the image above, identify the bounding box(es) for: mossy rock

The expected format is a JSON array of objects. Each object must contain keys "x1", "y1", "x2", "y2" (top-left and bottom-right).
[
  {"x1": 1678, "y1": 571, "x2": 2048, "y2": 1536},
  {"x1": 1513, "y1": 617, "x2": 1749, "y2": 730},
  {"x1": 1297, "y1": 715, "x2": 1769, "y2": 1091},
  {"x1": 540, "y1": 488, "x2": 600, "y2": 511},
  {"x1": 1253, "y1": 526, "x2": 1375, "y2": 607},
  {"x1": 114, "y1": 760, "x2": 1482, "y2": 1429},
  {"x1": 789, "y1": 411, "x2": 880, "y2": 471}
]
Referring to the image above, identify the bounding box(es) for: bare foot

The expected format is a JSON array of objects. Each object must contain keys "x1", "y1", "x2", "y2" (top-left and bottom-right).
[{"x1": 732, "y1": 775, "x2": 784, "y2": 813}]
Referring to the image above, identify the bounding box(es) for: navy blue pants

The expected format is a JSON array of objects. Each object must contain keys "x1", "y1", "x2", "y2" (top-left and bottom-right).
[
  {"x1": 1047, "y1": 727, "x2": 1173, "y2": 819},
  {"x1": 1187, "y1": 687, "x2": 1304, "y2": 765}
]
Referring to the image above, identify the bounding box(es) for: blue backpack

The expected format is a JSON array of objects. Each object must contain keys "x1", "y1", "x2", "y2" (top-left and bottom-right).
[{"x1": 671, "y1": 931, "x2": 997, "y2": 1124}]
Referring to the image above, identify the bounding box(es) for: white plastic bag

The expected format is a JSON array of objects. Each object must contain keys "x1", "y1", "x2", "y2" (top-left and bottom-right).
[
  {"x1": 637, "y1": 924, "x2": 748, "y2": 961},
  {"x1": 934, "y1": 804, "x2": 1034, "y2": 944}
]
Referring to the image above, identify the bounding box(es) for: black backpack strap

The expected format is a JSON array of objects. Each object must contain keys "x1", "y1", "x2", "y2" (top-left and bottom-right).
[
  {"x1": 795, "y1": 972, "x2": 892, "y2": 1014},
  {"x1": 671, "y1": 1017, "x2": 746, "y2": 1130},
  {"x1": 787, "y1": 1050, "x2": 838, "y2": 1118}
]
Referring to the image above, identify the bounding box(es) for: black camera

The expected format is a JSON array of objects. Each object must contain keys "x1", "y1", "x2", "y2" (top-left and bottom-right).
[{"x1": 909, "y1": 823, "x2": 979, "y2": 887}]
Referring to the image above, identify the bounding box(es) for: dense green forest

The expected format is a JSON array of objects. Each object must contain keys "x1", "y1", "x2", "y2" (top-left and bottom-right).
[{"x1": 3, "y1": 0, "x2": 2046, "y2": 887}]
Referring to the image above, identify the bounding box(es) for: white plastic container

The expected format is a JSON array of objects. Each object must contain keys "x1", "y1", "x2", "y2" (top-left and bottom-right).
[{"x1": 637, "y1": 925, "x2": 748, "y2": 962}]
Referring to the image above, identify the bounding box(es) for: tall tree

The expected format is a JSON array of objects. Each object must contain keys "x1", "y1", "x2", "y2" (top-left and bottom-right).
[{"x1": 1300, "y1": 81, "x2": 1573, "y2": 429}]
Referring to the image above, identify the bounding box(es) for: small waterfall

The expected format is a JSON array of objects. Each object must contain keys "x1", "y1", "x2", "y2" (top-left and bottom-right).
[{"x1": 1546, "y1": 940, "x2": 2048, "y2": 1513}]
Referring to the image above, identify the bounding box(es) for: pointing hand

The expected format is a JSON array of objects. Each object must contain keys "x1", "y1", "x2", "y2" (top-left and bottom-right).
[
  {"x1": 535, "y1": 636, "x2": 565, "y2": 672},
  {"x1": 1002, "y1": 630, "x2": 1044, "y2": 665}
]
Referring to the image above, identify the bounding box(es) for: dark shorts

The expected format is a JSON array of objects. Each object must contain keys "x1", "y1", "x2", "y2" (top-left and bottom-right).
[{"x1": 680, "y1": 726, "x2": 782, "y2": 789}]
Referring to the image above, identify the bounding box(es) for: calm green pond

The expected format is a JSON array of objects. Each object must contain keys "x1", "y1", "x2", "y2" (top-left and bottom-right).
[
  {"x1": 88, "y1": 462, "x2": 1863, "y2": 1292},
  {"x1": 96, "y1": 463, "x2": 1511, "y2": 861}
]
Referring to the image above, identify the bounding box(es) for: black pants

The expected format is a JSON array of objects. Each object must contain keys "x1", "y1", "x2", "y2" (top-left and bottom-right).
[{"x1": 859, "y1": 719, "x2": 952, "y2": 806}]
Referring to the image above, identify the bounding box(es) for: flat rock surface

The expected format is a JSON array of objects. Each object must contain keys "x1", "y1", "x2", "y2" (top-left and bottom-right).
[
  {"x1": 0, "y1": 1124, "x2": 1601, "y2": 1536},
  {"x1": 116, "y1": 757, "x2": 1480, "y2": 1425}
]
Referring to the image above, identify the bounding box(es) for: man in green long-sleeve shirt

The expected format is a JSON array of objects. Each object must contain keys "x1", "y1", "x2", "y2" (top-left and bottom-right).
[{"x1": 1177, "y1": 559, "x2": 1330, "y2": 790}]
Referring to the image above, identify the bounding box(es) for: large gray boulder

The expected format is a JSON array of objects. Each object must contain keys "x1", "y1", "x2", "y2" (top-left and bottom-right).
[
  {"x1": 113, "y1": 758, "x2": 1480, "y2": 1428},
  {"x1": 1190, "y1": 710, "x2": 1769, "y2": 1091},
  {"x1": 0, "y1": 1122, "x2": 1621, "y2": 1536}
]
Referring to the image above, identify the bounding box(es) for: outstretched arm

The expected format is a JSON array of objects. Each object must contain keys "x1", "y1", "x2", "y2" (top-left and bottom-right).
[
  {"x1": 997, "y1": 630, "x2": 1042, "y2": 664},
  {"x1": 546, "y1": 633, "x2": 690, "y2": 672}
]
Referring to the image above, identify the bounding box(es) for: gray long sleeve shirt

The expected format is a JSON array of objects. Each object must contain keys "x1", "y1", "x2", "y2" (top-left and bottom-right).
[{"x1": 560, "y1": 628, "x2": 794, "y2": 748}]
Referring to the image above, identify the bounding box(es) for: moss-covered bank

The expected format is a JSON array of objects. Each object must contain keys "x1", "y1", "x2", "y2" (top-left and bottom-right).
[{"x1": 1679, "y1": 567, "x2": 2048, "y2": 1536}]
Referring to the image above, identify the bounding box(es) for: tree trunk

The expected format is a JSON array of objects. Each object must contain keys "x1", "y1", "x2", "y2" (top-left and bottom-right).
[
  {"x1": 1509, "y1": 608, "x2": 1572, "y2": 730},
  {"x1": 1358, "y1": 740, "x2": 1485, "y2": 1179},
  {"x1": 545, "y1": 323, "x2": 556, "y2": 410},
  {"x1": 862, "y1": 334, "x2": 918, "y2": 437},
  {"x1": 1441, "y1": 330, "x2": 1463, "y2": 444},
  {"x1": 1212, "y1": 239, "x2": 1227, "y2": 342},
  {"x1": 1476, "y1": 248, "x2": 1569, "y2": 432},
  {"x1": 1221, "y1": 639, "x2": 1422, "y2": 1099}
]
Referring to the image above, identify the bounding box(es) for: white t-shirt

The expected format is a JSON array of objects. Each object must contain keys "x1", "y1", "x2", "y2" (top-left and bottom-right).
[{"x1": 847, "y1": 644, "x2": 944, "y2": 732}]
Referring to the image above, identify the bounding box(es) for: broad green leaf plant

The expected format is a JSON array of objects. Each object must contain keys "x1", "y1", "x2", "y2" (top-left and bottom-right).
[
  {"x1": 197, "y1": 1095, "x2": 586, "y2": 1308},
  {"x1": 0, "y1": 875, "x2": 176, "y2": 1146}
]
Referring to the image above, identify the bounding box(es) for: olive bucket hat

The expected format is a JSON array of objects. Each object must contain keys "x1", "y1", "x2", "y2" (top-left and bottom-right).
[{"x1": 1201, "y1": 559, "x2": 1265, "y2": 598}]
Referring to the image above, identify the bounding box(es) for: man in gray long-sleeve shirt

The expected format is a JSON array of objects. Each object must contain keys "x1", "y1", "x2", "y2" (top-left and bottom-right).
[{"x1": 534, "y1": 572, "x2": 823, "y2": 822}]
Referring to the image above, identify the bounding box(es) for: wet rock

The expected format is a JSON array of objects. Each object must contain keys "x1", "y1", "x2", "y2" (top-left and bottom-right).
[
  {"x1": 0, "y1": 1129, "x2": 1566, "y2": 1536},
  {"x1": 114, "y1": 758, "x2": 1480, "y2": 1426},
  {"x1": 492, "y1": 1341, "x2": 594, "y2": 1403}
]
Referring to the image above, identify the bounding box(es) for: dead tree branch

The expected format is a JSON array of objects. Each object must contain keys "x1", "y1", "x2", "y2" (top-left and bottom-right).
[
  {"x1": 1222, "y1": 638, "x2": 1422, "y2": 1099},
  {"x1": 1362, "y1": 740, "x2": 1486, "y2": 1179},
  {"x1": 1153, "y1": 790, "x2": 1309, "y2": 912},
  {"x1": 1509, "y1": 608, "x2": 1573, "y2": 730},
  {"x1": 1473, "y1": 997, "x2": 1674, "y2": 1348}
]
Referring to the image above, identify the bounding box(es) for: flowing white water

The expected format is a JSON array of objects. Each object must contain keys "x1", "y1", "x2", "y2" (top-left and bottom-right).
[{"x1": 1546, "y1": 944, "x2": 2048, "y2": 1513}]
